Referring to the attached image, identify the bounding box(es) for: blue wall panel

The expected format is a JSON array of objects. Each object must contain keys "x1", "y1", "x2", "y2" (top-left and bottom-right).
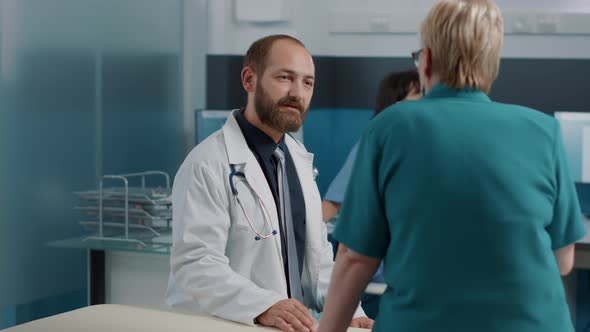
[{"x1": 303, "y1": 108, "x2": 373, "y2": 196}]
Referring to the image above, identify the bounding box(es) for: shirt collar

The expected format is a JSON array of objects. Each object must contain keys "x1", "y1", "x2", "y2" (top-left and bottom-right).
[
  {"x1": 234, "y1": 109, "x2": 285, "y2": 160},
  {"x1": 424, "y1": 83, "x2": 491, "y2": 103}
]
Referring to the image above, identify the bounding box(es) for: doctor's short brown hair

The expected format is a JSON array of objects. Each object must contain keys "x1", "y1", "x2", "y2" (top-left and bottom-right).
[{"x1": 243, "y1": 35, "x2": 307, "y2": 75}]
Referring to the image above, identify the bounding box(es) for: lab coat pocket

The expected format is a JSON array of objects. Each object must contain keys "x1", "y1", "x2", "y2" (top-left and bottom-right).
[{"x1": 302, "y1": 244, "x2": 322, "y2": 307}]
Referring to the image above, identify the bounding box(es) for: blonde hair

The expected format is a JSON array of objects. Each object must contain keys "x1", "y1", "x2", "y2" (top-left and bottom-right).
[{"x1": 420, "y1": 0, "x2": 504, "y2": 92}]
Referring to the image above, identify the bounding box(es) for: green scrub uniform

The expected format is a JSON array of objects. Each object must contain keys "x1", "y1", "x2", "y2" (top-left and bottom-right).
[{"x1": 333, "y1": 84, "x2": 586, "y2": 332}]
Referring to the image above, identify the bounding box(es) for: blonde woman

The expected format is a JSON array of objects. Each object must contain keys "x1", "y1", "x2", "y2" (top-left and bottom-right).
[{"x1": 319, "y1": 0, "x2": 585, "y2": 331}]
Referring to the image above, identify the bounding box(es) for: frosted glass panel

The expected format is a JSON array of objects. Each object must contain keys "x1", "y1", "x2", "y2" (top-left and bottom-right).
[{"x1": 0, "y1": 0, "x2": 185, "y2": 328}]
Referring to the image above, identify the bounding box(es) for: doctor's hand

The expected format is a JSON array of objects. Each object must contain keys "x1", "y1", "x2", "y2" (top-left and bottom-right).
[
  {"x1": 350, "y1": 317, "x2": 374, "y2": 329},
  {"x1": 256, "y1": 299, "x2": 318, "y2": 332}
]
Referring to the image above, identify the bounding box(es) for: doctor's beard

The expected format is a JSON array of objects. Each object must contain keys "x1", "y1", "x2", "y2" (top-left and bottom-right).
[{"x1": 254, "y1": 83, "x2": 308, "y2": 133}]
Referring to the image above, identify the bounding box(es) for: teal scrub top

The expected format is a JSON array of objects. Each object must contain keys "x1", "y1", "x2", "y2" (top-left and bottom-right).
[{"x1": 333, "y1": 84, "x2": 586, "y2": 332}]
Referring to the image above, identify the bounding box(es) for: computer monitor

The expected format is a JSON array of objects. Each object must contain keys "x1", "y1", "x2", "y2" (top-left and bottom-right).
[
  {"x1": 554, "y1": 112, "x2": 590, "y2": 182},
  {"x1": 554, "y1": 112, "x2": 590, "y2": 216},
  {"x1": 195, "y1": 110, "x2": 233, "y2": 144}
]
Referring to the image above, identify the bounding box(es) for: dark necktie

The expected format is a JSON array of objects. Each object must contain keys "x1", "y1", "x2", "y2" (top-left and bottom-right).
[{"x1": 273, "y1": 147, "x2": 304, "y2": 302}]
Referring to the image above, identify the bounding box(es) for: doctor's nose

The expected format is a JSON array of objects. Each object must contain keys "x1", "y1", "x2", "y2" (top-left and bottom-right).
[{"x1": 287, "y1": 80, "x2": 305, "y2": 99}]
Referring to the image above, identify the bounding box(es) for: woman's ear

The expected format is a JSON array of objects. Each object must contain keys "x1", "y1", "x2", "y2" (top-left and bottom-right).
[{"x1": 423, "y1": 47, "x2": 433, "y2": 79}]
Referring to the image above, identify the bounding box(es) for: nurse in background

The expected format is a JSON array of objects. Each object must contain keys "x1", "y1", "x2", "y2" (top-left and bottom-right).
[
  {"x1": 320, "y1": 70, "x2": 421, "y2": 318},
  {"x1": 321, "y1": 70, "x2": 421, "y2": 222},
  {"x1": 319, "y1": 0, "x2": 585, "y2": 331}
]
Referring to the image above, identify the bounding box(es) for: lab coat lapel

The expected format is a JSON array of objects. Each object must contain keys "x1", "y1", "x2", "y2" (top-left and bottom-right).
[
  {"x1": 285, "y1": 137, "x2": 323, "y2": 249},
  {"x1": 222, "y1": 110, "x2": 250, "y2": 165}
]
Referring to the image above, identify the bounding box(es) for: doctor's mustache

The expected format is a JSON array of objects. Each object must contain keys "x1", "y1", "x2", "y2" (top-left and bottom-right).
[{"x1": 277, "y1": 96, "x2": 305, "y2": 113}]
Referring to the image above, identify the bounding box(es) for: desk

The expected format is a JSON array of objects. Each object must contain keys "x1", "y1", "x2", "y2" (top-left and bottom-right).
[
  {"x1": 3, "y1": 304, "x2": 367, "y2": 332},
  {"x1": 48, "y1": 221, "x2": 589, "y2": 320},
  {"x1": 365, "y1": 282, "x2": 386, "y2": 295},
  {"x1": 50, "y1": 234, "x2": 382, "y2": 310},
  {"x1": 348, "y1": 221, "x2": 590, "y2": 298},
  {"x1": 49, "y1": 235, "x2": 172, "y2": 308},
  {"x1": 559, "y1": 220, "x2": 590, "y2": 328}
]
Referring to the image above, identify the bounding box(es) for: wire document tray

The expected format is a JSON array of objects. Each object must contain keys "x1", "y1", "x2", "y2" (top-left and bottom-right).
[{"x1": 74, "y1": 171, "x2": 172, "y2": 247}]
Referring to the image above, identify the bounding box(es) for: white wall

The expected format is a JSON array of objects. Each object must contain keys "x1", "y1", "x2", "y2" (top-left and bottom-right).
[
  {"x1": 334, "y1": 0, "x2": 590, "y2": 11},
  {"x1": 207, "y1": 0, "x2": 590, "y2": 59}
]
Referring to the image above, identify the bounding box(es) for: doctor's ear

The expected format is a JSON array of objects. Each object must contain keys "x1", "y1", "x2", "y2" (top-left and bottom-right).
[{"x1": 241, "y1": 66, "x2": 257, "y2": 93}]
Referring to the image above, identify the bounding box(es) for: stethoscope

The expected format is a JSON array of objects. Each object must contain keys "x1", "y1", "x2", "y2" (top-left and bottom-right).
[
  {"x1": 229, "y1": 164, "x2": 319, "y2": 241},
  {"x1": 229, "y1": 165, "x2": 278, "y2": 241}
]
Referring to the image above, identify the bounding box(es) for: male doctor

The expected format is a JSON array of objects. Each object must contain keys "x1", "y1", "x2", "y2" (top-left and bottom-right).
[{"x1": 166, "y1": 35, "x2": 371, "y2": 331}]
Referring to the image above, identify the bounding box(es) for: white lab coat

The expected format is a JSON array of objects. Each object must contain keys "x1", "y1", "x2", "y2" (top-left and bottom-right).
[{"x1": 166, "y1": 110, "x2": 365, "y2": 325}]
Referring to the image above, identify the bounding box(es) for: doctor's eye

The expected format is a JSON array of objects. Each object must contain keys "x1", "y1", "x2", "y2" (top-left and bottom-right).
[{"x1": 276, "y1": 73, "x2": 294, "y2": 82}]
